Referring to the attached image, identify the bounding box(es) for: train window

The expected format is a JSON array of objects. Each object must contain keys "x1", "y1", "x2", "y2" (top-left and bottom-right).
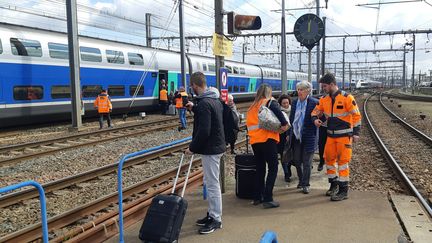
[
  {"x1": 202, "y1": 63, "x2": 208, "y2": 71},
  {"x1": 228, "y1": 85, "x2": 233, "y2": 92},
  {"x1": 239, "y1": 85, "x2": 246, "y2": 92},
  {"x1": 80, "y1": 46, "x2": 102, "y2": 62},
  {"x1": 208, "y1": 63, "x2": 216, "y2": 72},
  {"x1": 51, "y1": 85, "x2": 71, "y2": 99},
  {"x1": 233, "y1": 85, "x2": 239, "y2": 92},
  {"x1": 13, "y1": 86, "x2": 43, "y2": 100},
  {"x1": 233, "y1": 66, "x2": 239, "y2": 74},
  {"x1": 82, "y1": 85, "x2": 102, "y2": 97},
  {"x1": 0, "y1": 38, "x2": 2, "y2": 54},
  {"x1": 48, "y1": 43, "x2": 69, "y2": 59},
  {"x1": 108, "y1": 85, "x2": 125, "y2": 96},
  {"x1": 10, "y1": 38, "x2": 42, "y2": 57},
  {"x1": 106, "y1": 50, "x2": 125, "y2": 64},
  {"x1": 128, "y1": 52, "x2": 144, "y2": 65},
  {"x1": 225, "y1": 65, "x2": 232, "y2": 73},
  {"x1": 239, "y1": 67, "x2": 245, "y2": 75},
  {"x1": 130, "y1": 85, "x2": 144, "y2": 96}
]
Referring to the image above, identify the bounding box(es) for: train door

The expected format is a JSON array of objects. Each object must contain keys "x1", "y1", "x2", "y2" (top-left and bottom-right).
[{"x1": 158, "y1": 70, "x2": 168, "y2": 98}]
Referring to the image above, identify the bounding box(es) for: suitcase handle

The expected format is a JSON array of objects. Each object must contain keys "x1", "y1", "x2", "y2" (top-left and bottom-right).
[{"x1": 171, "y1": 153, "x2": 194, "y2": 197}]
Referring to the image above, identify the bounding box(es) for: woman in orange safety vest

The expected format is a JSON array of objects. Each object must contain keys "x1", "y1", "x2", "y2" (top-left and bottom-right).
[{"x1": 246, "y1": 83, "x2": 289, "y2": 209}]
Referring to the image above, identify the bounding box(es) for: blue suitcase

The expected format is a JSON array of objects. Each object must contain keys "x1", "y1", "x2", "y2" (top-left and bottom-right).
[{"x1": 139, "y1": 154, "x2": 194, "y2": 242}]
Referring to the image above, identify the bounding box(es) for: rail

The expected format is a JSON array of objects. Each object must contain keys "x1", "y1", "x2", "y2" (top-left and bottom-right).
[{"x1": 364, "y1": 93, "x2": 432, "y2": 218}]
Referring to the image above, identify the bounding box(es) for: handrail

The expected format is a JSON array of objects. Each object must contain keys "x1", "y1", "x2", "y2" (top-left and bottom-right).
[
  {"x1": 117, "y1": 136, "x2": 192, "y2": 243},
  {"x1": 260, "y1": 231, "x2": 278, "y2": 243},
  {"x1": 0, "y1": 181, "x2": 48, "y2": 243}
]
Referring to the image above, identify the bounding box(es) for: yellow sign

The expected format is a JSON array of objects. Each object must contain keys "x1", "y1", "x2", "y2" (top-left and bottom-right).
[{"x1": 213, "y1": 33, "x2": 233, "y2": 57}]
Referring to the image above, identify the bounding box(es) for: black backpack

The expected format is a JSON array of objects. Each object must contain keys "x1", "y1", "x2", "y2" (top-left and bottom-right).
[{"x1": 221, "y1": 100, "x2": 240, "y2": 144}]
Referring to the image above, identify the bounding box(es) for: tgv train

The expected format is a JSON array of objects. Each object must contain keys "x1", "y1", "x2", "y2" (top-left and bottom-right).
[
  {"x1": 0, "y1": 24, "x2": 341, "y2": 128},
  {"x1": 355, "y1": 80, "x2": 383, "y2": 89}
]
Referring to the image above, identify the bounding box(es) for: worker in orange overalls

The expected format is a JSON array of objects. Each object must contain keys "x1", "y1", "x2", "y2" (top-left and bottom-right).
[
  {"x1": 94, "y1": 89, "x2": 113, "y2": 129},
  {"x1": 174, "y1": 87, "x2": 188, "y2": 131},
  {"x1": 311, "y1": 73, "x2": 361, "y2": 201},
  {"x1": 159, "y1": 83, "x2": 169, "y2": 115}
]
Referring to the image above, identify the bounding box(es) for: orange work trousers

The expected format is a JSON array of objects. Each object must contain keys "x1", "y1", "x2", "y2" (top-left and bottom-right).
[{"x1": 324, "y1": 136, "x2": 352, "y2": 182}]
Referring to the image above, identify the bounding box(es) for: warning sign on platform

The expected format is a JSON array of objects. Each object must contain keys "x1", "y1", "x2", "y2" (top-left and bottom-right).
[{"x1": 213, "y1": 33, "x2": 233, "y2": 57}]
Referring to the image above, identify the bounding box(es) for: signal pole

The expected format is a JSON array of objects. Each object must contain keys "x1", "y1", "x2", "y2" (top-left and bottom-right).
[
  {"x1": 411, "y1": 34, "x2": 415, "y2": 94},
  {"x1": 66, "y1": 0, "x2": 82, "y2": 130},
  {"x1": 281, "y1": 0, "x2": 287, "y2": 94},
  {"x1": 179, "y1": 0, "x2": 187, "y2": 89}
]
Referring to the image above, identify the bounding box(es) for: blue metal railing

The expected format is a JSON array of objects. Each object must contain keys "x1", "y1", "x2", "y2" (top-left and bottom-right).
[
  {"x1": 117, "y1": 136, "x2": 192, "y2": 243},
  {"x1": 260, "y1": 230, "x2": 278, "y2": 243},
  {"x1": 0, "y1": 181, "x2": 49, "y2": 243}
]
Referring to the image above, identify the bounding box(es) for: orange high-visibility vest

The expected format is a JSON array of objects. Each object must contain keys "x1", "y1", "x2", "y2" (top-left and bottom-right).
[
  {"x1": 94, "y1": 93, "x2": 112, "y2": 113},
  {"x1": 246, "y1": 98, "x2": 280, "y2": 145},
  {"x1": 160, "y1": 89, "x2": 168, "y2": 101},
  {"x1": 312, "y1": 90, "x2": 361, "y2": 137},
  {"x1": 175, "y1": 91, "x2": 188, "y2": 108}
]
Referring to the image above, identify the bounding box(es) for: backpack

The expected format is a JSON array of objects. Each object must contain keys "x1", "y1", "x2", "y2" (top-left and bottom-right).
[{"x1": 221, "y1": 100, "x2": 240, "y2": 144}]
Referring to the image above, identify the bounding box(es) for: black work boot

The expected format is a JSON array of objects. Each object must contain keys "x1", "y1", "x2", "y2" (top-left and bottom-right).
[
  {"x1": 325, "y1": 179, "x2": 339, "y2": 197},
  {"x1": 331, "y1": 182, "x2": 348, "y2": 201}
]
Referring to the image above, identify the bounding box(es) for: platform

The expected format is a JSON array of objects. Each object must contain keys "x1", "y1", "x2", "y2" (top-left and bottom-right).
[{"x1": 106, "y1": 162, "x2": 407, "y2": 243}]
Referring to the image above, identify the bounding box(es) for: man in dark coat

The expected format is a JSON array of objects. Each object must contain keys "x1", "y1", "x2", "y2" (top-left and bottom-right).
[{"x1": 185, "y1": 72, "x2": 225, "y2": 234}]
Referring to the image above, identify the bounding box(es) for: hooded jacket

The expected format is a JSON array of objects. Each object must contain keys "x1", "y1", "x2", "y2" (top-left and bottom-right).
[{"x1": 189, "y1": 87, "x2": 226, "y2": 155}]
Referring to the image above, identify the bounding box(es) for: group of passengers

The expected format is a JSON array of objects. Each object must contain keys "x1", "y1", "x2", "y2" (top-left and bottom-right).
[{"x1": 181, "y1": 71, "x2": 361, "y2": 234}]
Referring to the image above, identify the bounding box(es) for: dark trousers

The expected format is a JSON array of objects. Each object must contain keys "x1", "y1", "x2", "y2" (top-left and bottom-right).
[
  {"x1": 160, "y1": 101, "x2": 168, "y2": 114},
  {"x1": 99, "y1": 113, "x2": 112, "y2": 128},
  {"x1": 318, "y1": 126, "x2": 328, "y2": 166},
  {"x1": 292, "y1": 139, "x2": 314, "y2": 187},
  {"x1": 252, "y1": 139, "x2": 278, "y2": 202}
]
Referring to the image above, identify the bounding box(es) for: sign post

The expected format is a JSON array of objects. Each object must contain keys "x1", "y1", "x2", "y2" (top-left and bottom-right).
[{"x1": 220, "y1": 68, "x2": 229, "y2": 103}]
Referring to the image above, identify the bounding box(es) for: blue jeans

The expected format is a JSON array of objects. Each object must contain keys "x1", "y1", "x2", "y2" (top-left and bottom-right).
[{"x1": 178, "y1": 108, "x2": 187, "y2": 128}]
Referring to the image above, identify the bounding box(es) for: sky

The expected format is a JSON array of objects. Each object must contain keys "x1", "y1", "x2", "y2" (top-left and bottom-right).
[{"x1": 0, "y1": 0, "x2": 431, "y2": 81}]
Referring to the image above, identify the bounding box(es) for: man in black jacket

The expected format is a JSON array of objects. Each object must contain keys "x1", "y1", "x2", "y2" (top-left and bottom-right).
[{"x1": 185, "y1": 72, "x2": 225, "y2": 234}]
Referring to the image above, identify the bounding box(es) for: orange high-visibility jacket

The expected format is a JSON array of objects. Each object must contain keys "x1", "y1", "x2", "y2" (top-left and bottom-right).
[
  {"x1": 311, "y1": 90, "x2": 361, "y2": 138},
  {"x1": 246, "y1": 98, "x2": 280, "y2": 145},
  {"x1": 94, "y1": 93, "x2": 112, "y2": 113},
  {"x1": 175, "y1": 91, "x2": 188, "y2": 108},
  {"x1": 160, "y1": 89, "x2": 168, "y2": 101}
]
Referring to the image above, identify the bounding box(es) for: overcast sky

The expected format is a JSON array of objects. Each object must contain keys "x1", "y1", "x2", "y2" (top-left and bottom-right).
[{"x1": 0, "y1": 0, "x2": 431, "y2": 79}]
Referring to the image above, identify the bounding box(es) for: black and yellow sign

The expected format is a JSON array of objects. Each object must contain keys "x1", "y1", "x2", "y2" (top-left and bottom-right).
[{"x1": 213, "y1": 33, "x2": 233, "y2": 57}]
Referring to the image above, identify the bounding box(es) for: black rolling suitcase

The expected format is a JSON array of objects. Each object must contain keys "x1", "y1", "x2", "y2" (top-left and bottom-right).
[
  {"x1": 235, "y1": 134, "x2": 256, "y2": 199},
  {"x1": 139, "y1": 154, "x2": 194, "y2": 243}
]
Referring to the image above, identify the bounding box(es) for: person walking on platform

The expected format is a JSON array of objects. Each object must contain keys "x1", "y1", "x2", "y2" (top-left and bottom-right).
[
  {"x1": 246, "y1": 84, "x2": 289, "y2": 209},
  {"x1": 174, "y1": 87, "x2": 188, "y2": 131},
  {"x1": 277, "y1": 94, "x2": 294, "y2": 182},
  {"x1": 288, "y1": 81, "x2": 318, "y2": 194},
  {"x1": 185, "y1": 72, "x2": 225, "y2": 234},
  {"x1": 225, "y1": 94, "x2": 240, "y2": 154},
  {"x1": 159, "y1": 83, "x2": 169, "y2": 115},
  {"x1": 312, "y1": 73, "x2": 361, "y2": 201},
  {"x1": 94, "y1": 89, "x2": 112, "y2": 129}
]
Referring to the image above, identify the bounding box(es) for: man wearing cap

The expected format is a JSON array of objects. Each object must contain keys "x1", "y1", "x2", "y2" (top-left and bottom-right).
[{"x1": 311, "y1": 73, "x2": 361, "y2": 201}]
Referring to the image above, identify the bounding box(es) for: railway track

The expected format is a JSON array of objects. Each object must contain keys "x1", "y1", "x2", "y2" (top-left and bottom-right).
[
  {"x1": 0, "y1": 139, "x2": 247, "y2": 242},
  {"x1": 364, "y1": 93, "x2": 432, "y2": 218},
  {"x1": 0, "y1": 116, "x2": 192, "y2": 167}
]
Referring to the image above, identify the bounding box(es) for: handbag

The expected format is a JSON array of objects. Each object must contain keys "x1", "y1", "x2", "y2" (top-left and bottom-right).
[{"x1": 258, "y1": 99, "x2": 289, "y2": 132}]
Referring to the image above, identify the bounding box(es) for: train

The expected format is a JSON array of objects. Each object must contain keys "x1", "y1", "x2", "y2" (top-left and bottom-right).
[
  {"x1": 0, "y1": 23, "x2": 343, "y2": 128},
  {"x1": 354, "y1": 80, "x2": 383, "y2": 89}
]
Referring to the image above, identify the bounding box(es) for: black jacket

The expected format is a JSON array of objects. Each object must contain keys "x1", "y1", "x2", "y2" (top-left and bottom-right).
[
  {"x1": 222, "y1": 101, "x2": 240, "y2": 144},
  {"x1": 189, "y1": 88, "x2": 226, "y2": 155}
]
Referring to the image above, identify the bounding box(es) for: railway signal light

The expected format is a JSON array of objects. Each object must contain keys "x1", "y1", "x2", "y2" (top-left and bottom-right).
[{"x1": 227, "y1": 12, "x2": 261, "y2": 35}]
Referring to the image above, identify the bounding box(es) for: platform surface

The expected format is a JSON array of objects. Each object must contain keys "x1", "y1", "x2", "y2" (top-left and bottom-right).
[{"x1": 106, "y1": 162, "x2": 405, "y2": 243}]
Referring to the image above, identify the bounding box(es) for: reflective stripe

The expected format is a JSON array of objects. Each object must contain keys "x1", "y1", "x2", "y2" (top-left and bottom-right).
[
  {"x1": 326, "y1": 165, "x2": 336, "y2": 170},
  {"x1": 247, "y1": 125, "x2": 259, "y2": 131},
  {"x1": 327, "y1": 174, "x2": 338, "y2": 179},
  {"x1": 339, "y1": 164, "x2": 349, "y2": 170},
  {"x1": 327, "y1": 128, "x2": 353, "y2": 135},
  {"x1": 339, "y1": 176, "x2": 349, "y2": 182},
  {"x1": 349, "y1": 108, "x2": 360, "y2": 114},
  {"x1": 331, "y1": 112, "x2": 350, "y2": 117}
]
